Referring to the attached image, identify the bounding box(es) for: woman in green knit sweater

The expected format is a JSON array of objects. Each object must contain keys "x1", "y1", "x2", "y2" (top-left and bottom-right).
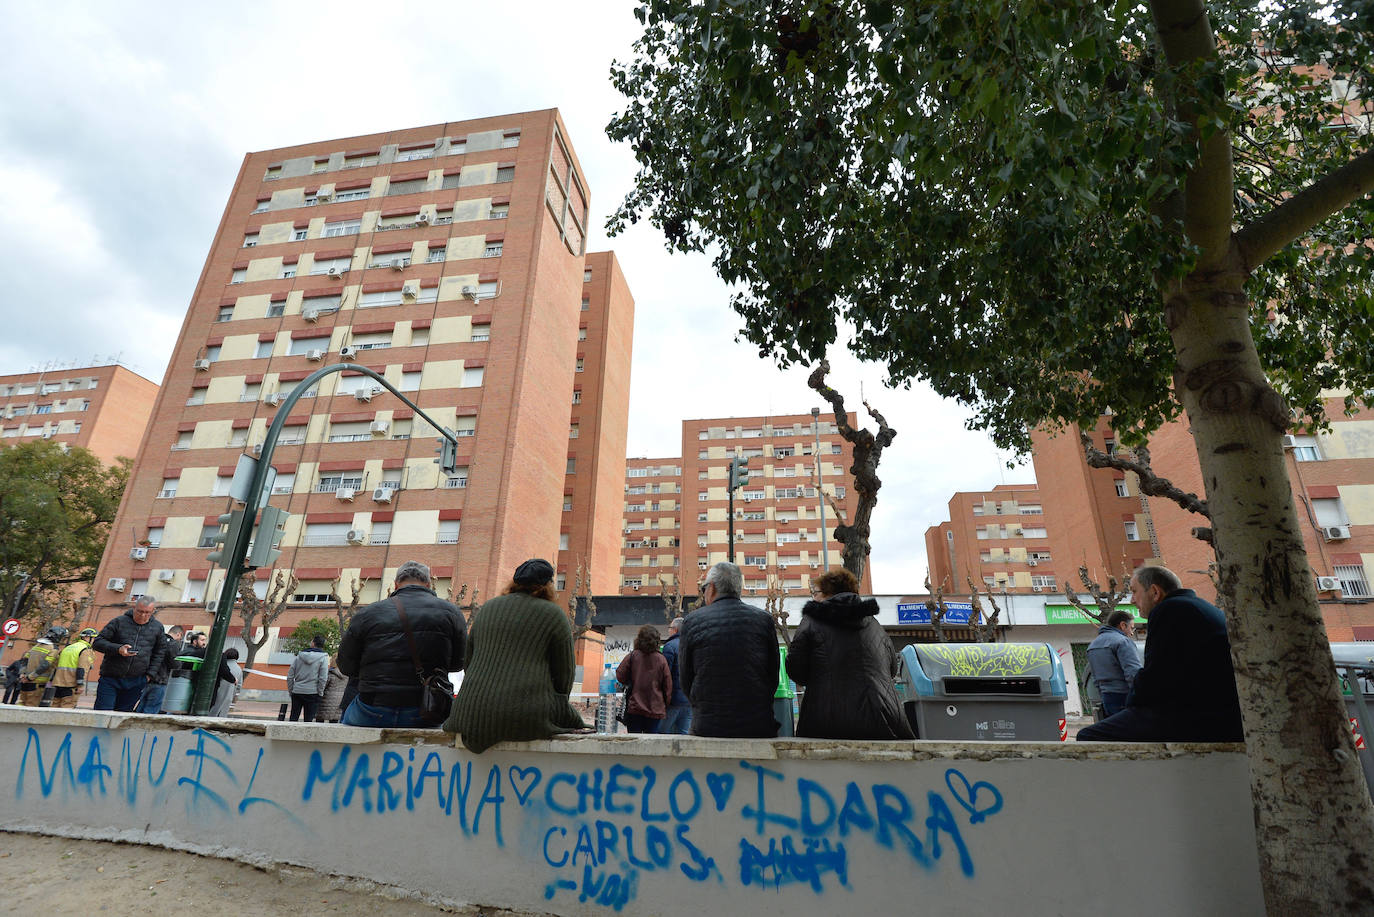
[{"x1": 444, "y1": 559, "x2": 588, "y2": 753}]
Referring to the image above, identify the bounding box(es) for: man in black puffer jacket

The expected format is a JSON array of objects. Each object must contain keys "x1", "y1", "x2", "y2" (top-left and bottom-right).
[
  {"x1": 679, "y1": 562, "x2": 779, "y2": 738},
  {"x1": 92, "y1": 597, "x2": 171, "y2": 711},
  {"x1": 338, "y1": 560, "x2": 466, "y2": 728}
]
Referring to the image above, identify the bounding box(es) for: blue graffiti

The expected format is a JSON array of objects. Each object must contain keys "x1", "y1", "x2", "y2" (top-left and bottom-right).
[{"x1": 739, "y1": 836, "x2": 848, "y2": 892}]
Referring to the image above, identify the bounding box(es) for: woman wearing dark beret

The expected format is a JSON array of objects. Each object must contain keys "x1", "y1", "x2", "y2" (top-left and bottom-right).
[{"x1": 444, "y1": 558, "x2": 587, "y2": 752}]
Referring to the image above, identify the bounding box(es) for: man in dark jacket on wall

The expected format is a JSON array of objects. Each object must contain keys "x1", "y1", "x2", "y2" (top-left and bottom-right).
[
  {"x1": 658, "y1": 617, "x2": 692, "y2": 735},
  {"x1": 679, "y1": 562, "x2": 779, "y2": 738},
  {"x1": 1078, "y1": 566, "x2": 1243, "y2": 742},
  {"x1": 92, "y1": 597, "x2": 170, "y2": 711},
  {"x1": 338, "y1": 560, "x2": 467, "y2": 728}
]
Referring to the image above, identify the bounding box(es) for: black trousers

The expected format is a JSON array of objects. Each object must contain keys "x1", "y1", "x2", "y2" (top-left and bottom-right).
[
  {"x1": 1077, "y1": 705, "x2": 1243, "y2": 743},
  {"x1": 289, "y1": 692, "x2": 321, "y2": 722}
]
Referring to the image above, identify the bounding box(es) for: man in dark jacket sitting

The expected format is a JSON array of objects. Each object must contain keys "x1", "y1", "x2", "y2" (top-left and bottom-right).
[
  {"x1": 92, "y1": 597, "x2": 171, "y2": 711},
  {"x1": 679, "y1": 562, "x2": 779, "y2": 738},
  {"x1": 338, "y1": 560, "x2": 467, "y2": 728},
  {"x1": 1077, "y1": 565, "x2": 1243, "y2": 742}
]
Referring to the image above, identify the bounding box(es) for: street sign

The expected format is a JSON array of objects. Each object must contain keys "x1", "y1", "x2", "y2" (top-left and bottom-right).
[
  {"x1": 898, "y1": 602, "x2": 972, "y2": 624},
  {"x1": 1, "y1": 618, "x2": 20, "y2": 637}
]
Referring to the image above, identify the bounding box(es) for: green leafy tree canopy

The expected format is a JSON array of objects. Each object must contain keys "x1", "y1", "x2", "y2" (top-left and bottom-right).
[{"x1": 281, "y1": 617, "x2": 340, "y2": 657}]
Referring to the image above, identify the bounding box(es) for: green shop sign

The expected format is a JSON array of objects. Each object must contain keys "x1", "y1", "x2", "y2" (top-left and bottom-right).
[{"x1": 1044, "y1": 604, "x2": 1142, "y2": 625}]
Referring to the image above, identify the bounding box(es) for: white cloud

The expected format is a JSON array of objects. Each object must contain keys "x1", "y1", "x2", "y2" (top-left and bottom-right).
[{"x1": 0, "y1": 1, "x2": 1034, "y2": 591}]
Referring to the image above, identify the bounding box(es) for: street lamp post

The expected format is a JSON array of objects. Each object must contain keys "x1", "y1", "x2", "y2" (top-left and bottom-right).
[{"x1": 812, "y1": 408, "x2": 829, "y2": 572}]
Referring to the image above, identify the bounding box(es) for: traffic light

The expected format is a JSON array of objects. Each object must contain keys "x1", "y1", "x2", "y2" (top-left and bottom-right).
[
  {"x1": 728, "y1": 456, "x2": 751, "y2": 490},
  {"x1": 246, "y1": 505, "x2": 290, "y2": 569},
  {"x1": 206, "y1": 509, "x2": 248, "y2": 567},
  {"x1": 434, "y1": 431, "x2": 458, "y2": 475}
]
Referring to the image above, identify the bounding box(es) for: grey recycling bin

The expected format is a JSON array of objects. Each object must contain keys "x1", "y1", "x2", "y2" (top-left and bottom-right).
[
  {"x1": 160, "y1": 655, "x2": 204, "y2": 714},
  {"x1": 1331, "y1": 643, "x2": 1374, "y2": 797},
  {"x1": 900, "y1": 642, "x2": 1068, "y2": 741}
]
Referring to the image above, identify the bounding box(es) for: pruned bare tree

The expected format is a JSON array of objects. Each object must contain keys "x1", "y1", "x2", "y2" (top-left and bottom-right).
[
  {"x1": 328, "y1": 574, "x2": 367, "y2": 635},
  {"x1": 807, "y1": 359, "x2": 896, "y2": 582},
  {"x1": 235, "y1": 570, "x2": 297, "y2": 670},
  {"x1": 1080, "y1": 431, "x2": 1212, "y2": 544},
  {"x1": 656, "y1": 574, "x2": 684, "y2": 624},
  {"x1": 567, "y1": 560, "x2": 596, "y2": 640},
  {"x1": 965, "y1": 578, "x2": 1004, "y2": 643},
  {"x1": 763, "y1": 575, "x2": 792, "y2": 646},
  {"x1": 922, "y1": 574, "x2": 953, "y2": 644},
  {"x1": 1057, "y1": 563, "x2": 1131, "y2": 626},
  {"x1": 22, "y1": 586, "x2": 88, "y2": 641}
]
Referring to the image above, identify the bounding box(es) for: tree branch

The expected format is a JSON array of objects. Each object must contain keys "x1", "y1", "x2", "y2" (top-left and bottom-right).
[
  {"x1": 1081, "y1": 431, "x2": 1210, "y2": 518},
  {"x1": 1235, "y1": 147, "x2": 1374, "y2": 272}
]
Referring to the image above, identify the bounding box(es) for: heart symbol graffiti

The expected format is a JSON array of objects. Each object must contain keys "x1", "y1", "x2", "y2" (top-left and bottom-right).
[
  {"x1": 508, "y1": 766, "x2": 542, "y2": 806},
  {"x1": 705, "y1": 772, "x2": 735, "y2": 812},
  {"x1": 944, "y1": 768, "x2": 1003, "y2": 825}
]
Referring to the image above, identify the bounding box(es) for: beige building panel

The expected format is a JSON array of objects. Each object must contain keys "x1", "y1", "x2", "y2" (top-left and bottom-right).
[
  {"x1": 448, "y1": 235, "x2": 486, "y2": 261},
  {"x1": 178, "y1": 466, "x2": 218, "y2": 498},
  {"x1": 453, "y1": 198, "x2": 490, "y2": 223},
  {"x1": 204, "y1": 377, "x2": 239, "y2": 404},
  {"x1": 420, "y1": 361, "x2": 463, "y2": 389},
  {"x1": 394, "y1": 509, "x2": 440, "y2": 544},
  {"x1": 430, "y1": 317, "x2": 472, "y2": 346},
  {"x1": 404, "y1": 458, "x2": 442, "y2": 490},
  {"x1": 1325, "y1": 421, "x2": 1374, "y2": 460},
  {"x1": 280, "y1": 514, "x2": 305, "y2": 544},
  {"x1": 465, "y1": 130, "x2": 508, "y2": 153},
  {"x1": 438, "y1": 274, "x2": 479, "y2": 302},
  {"x1": 1339, "y1": 484, "x2": 1374, "y2": 524},
  {"x1": 316, "y1": 182, "x2": 336, "y2": 197},
  {"x1": 257, "y1": 221, "x2": 295, "y2": 245},
  {"x1": 244, "y1": 258, "x2": 280, "y2": 283},
  {"x1": 457, "y1": 162, "x2": 498, "y2": 186},
  {"x1": 270, "y1": 187, "x2": 307, "y2": 209},
  {"x1": 306, "y1": 217, "x2": 328, "y2": 238},
  {"x1": 164, "y1": 517, "x2": 204, "y2": 549},
  {"x1": 220, "y1": 334, "x2": 260, "y2": 362},
  {"x1": 234, "y1": 293, "x2": 274, "y2": 321},
  {"x1": 398, "y1": 319, "x2": 438, "y2": 347}
]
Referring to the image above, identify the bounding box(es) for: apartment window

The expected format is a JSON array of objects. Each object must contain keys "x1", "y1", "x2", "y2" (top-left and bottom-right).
[
  {"x1": 266, "y1": 301, "x2": 285, "y2": 317},
  {"x1": 575, "y1": 358, "x2": 585, "y2": 373},
  {"x1": 489, "y1": 204, "x2": 508, "y2": 219},
  {"x1": 1019, "y1": 505, "x2": 1043, "y2": 515},
  {"x1": 410, "y1": 326, "x2": 429, "y2": 346},
  {"x1": 243, "y1": 233, "x2": 259, "y2": 247},
  {"x1": 584, "y1": 269, "x2": 592, "y2": 282},
  {"x1": 1335, "y1": 565, "x2": 1372, "y2": 598},
  {"x1": 322, "y1": 219, "x2": 361, "y2": 238},
  {"x1": 303, "y1": 523, "x2": 351, "y2": 547},
  {"x1": 400, "y1": 371, "x2": 422, "y2": 391},
  {"x1": 470, "y1": 324, "x2": 490, "y2": 343},
  {"x1": 396, "y1": 147, "x2": 434, "y2": 162},
  {"x1": 144, "y1": 527, "x2": 163, "y2": 549},
  {"x1": 569, "y1": 424, "x2": 579, "y2": 439},
  {"x1": 252, "y1": 200, "x2": 269, "y2": 213},
  {"x1": 563, "y1": 497, "x2": 573, "y2": 511},
  {"x1": 329, "y1": 421, "x2": 372, "y2": 442},
  {"x1": 280, "y1": 264, "x2": 296, "y2": 279},
  {"x1": 437, "y1": 520, "x2": 461, "y2": 545},
  {"x1": 483, "y1": 242, "x2": 503, "y2": 258},
  {"x1": 230, "y1": 268, "x2": 247, "y2": 284},
  {"x1": 441, "y1": 173, "x2": 462, "y2": 190},
  {"x1": 426, "y1": 248, "x2": 446, "y2": 263},
  {"x1": 172, "y1": 431, "x2": 193, "y2": 450},
  {"x1": 454, "y1": 417, "x2": 477, "y2": 437},
  {"x1": 369, "y1": 522, "x2": 392, "y2": 546},
  {"x1": 1290, "y1": 434, "x2": 1322, "y2": 462},
  {"x1": 316, "y1": 474, "x2": 363, "y2": 494},
  {"x1": 699, "y1": 491, "x2": 708, "y2": 501},
  {"x1": 444, "y1": 466, "x2": 470, "y2": 489},
  {"x1": 566, "y1": 458, "x2": 576, "y2": 474},
  {"x1": 288, "y1": 336, "x2": 330, "y2": 356},
  {"x1": 240, "y1": 382, "x2": 261, "y2": 402},
  {"x1": 387, "y1": 178, "x2": 426, "y2": 197},
  {"x1": 197, "y1": 524, "x2": 223, "y2": 548},
  {"x1": 185, "y1": 388, "x2": 205, "y2": 406},
  {"x1": 572, "y1": 391, "x2": 581, "y2": 405},
  {"x1": 390, "y1": 419, "x2": 412, "y2": 440},
  {"x1": 334, "y1": 188, "x2": 369, "y2": 202},
  {"x1": 272, "y1": 473, "x2": 295, "y2": 495},
  {"x1": 578, "y1": 328, "x2": 587, "y2": 341},
  {"x1": 1115, "y1": 480, "x2": 1130, "y2": 497},
  {"x1": 159, "y1": 477, "x2": 178, "y2": 499},
  {"x1": 496, "y1": 166, "x2": 515, "y2": 182},
  {"x1": 360, "y1": 289, "x2": 404, "y2": 309},
  {"x1": 255, "y1": 340, "x2": 274, "y2": 359},
  {"x1": 293, "y1": 228, "x2": 308, "y2": 241},
  {"x1": 501, "y1": 131, "x2": 521, "y2": 148},
  {"x1": 311, "y1": 256, "x2": 351, "y2": 276},
  {"x1": 1312, "y1": 498, "x2": 1349, "y2": 528},
  {"x1": 343, "y1": 154, "x2": 377, "y2": 169},
  {"x1": 448, "y1": 138, "x2": 467, "y2": 155},
  {"x1": 462, "y1": 367, "x2": 484, "y2": 388},
  {"x1": 1124, "y1": 521, "x2": 1140, "y2": 542},
  {"x1": 581, "y1": 297, "x2": 590, "y2": 311},
  {"x1": 1022, "y1": 526, "x2": 1048, "y2": 538},
  {"x1": 1031, "y1": 575, "x2": 1057, "y2": 588},
  {"x1": 216, "y1": 306, "x2": 234, "y2": 322},
  {"x1": 311, "y1": 158, "x2": 329, "y2": 173}
]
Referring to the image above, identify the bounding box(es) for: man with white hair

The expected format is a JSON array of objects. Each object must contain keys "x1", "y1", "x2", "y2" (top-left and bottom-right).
[
  {"x1": 338, "y1": 560, "x2": 467, "y2": 728},
  {"x1": 92, "y1": 596, "x2": 169, "y2": 711}
]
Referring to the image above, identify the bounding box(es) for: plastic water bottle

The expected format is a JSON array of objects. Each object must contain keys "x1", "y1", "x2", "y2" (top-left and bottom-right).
[{"x1": 597, "y1": 663, "x2": 617, "y2": 733}]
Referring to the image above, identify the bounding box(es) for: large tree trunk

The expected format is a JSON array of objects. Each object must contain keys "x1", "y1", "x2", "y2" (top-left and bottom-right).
[{"x1": 1168, "y1": 260, "x2": 1374, "y2": 911}]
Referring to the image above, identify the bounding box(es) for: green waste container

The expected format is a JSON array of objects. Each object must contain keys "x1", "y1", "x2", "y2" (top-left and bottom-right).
[
  {"x1": 900, "y1": 642, "x2": 1068, "y2": 741},
  {"x1": 161, "y1": 655, "x2": 204, "y2": 714}
]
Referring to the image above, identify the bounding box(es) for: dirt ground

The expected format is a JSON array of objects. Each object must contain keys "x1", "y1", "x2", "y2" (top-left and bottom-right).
[{"x1": 0, "y1": 832, "x2": 548, "y2": 916}]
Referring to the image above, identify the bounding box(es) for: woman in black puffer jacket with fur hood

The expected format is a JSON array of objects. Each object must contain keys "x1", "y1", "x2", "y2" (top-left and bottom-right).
[{"x1": 786, "y1": 569, "x2": 914, "y2": 740}]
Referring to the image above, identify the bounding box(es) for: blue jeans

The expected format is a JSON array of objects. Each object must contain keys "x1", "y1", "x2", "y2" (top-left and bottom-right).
[
  {"x1": 95, "y1": 676, "x2": 147, "y2": 712},
  {"x1": 1099, "y1": 691, "x2": 1129, "y2": 718},
  {"x1": 135, "y1": 682, "x2": 167, "y2": 714},
  {"x1": 341, "y1": 697, "x2": 427, "y2": 728},
  {"x1": 658, "y1": 703, "x2": 692, "y2": 735}
]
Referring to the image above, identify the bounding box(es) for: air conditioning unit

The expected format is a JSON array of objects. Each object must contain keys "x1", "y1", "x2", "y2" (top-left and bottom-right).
[
  {"x1": 401, "y1": 282, "x2": 419, "y2": 299},
  {"x1": 193, "y1": 359, "x2": 211, "y2": 371},
  {"x1": 345, "y1": 528, "x2": 367, "y2": 545},
  {"x1": 335, "y1": 487, "x2": 356, "y2": 502},
  {"x1": 303, "y1": 308, "x2": 320, "y2": 322},
  {"x1": 1281, "y1": 434, "x2": 1299, "y2": 449},
  {"x1": 461, "y1": 285, "x2": 478, "y2": 300},
  {"x1": 306, "y1": 349, "x2": 325, "y2": 361},
  {"x1": 372, "y1": 487, "x2": 393, "y2": 503},
  {"x1": 252, "y1": 442, "x2": 264, "y2": 455},
  {"x1": 130, "y1": 546, "x2": 148, "y2": 560},
  {"x1": 1317, "y1": 575, "x2": 1343, "y2": 593},
  {"x1": 415, "y1": 213, "x2": 432, "y2": 226},
  {"x1": 390, "y1": 258, "x2": 407, "y2": 271},
  {"x1": 316, "y1": 188, "x2": 333, "y2": 201},
  {"x1": 1325, "y1": 525, "x2": 1351, "y2": 541},
  {"x1": 264, "y1": 392, "x2": 282, "y2": 406},
  {"x1": 756, "y1": 564, "x2": 767, "y2": 570},
  {"x1": 156, "y1": 569, "x2": 176, "y2": 583},
  {"x1": 1032, "y1": 585, "x2": 1043, "y2": 593},
  {"x1": 327, "y1": 266, "x2": 344, "y2": 278},
  {"x1": 369, "y1": 420, "x2": 389, "y2": 435},
  {"x1": 106, "y1": 577, "x2": 127, "y2": 591},
  {"x1": 353, "y1": 387, "x2": 372, "y2": 401},
  {"x1": 1027, "y1": 559, "x2": 1038, "y2": 567},
  {"x1": 339, "y1": 345, "x2": 358, "y2": 360},
  {"x1": 809, "y1": 562, "x2": 819, "y2": 569}
]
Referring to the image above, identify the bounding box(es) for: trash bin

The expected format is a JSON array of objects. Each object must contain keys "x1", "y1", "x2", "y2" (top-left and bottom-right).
[
  {"x1": 900, "y1": 642, "x2": 1068, "y2": 741},
  {"x1": 160, "y1": 655, "x2": 204, "y2": 715},
  {"x1": 1330, "y1": 643, "x2": 1374, "y2": 797}
]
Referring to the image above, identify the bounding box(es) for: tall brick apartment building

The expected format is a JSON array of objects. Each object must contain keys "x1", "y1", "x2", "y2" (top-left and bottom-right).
[
  {"x1": 90, "y1": 111, "x2": 633, "y2": 655},
  {"x1": 620, "y1": 413, "x2": 872, "y2": 598},
  {"x1": 0, "y1": 364, "x2": 157, "y2": 466},
  {"x1": 926, "y1": 409, "x2": 1374, "y2": 641}
]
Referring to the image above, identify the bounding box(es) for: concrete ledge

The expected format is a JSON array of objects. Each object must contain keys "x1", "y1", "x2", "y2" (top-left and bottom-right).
[{"x1": 0, "y1": 710, "x2": 1263, "y2": 916}]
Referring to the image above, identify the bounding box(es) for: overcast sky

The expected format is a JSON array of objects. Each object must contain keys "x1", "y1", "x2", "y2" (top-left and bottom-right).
[{"x1": 0, "y1": 1, "x2": 1034, "y2": 591}]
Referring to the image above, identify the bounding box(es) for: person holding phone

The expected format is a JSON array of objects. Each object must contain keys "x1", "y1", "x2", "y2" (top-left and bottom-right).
[{"x1": 92, "y1": 596, "x2": 169, "y2": 711}]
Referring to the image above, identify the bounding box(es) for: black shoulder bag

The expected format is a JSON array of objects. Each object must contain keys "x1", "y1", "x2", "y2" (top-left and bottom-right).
[{"x1": 393, "y1": 596, "x2": 454, "y2": 726}]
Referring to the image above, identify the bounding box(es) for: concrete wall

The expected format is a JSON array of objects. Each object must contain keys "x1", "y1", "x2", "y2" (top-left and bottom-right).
[{"x1": 0, "y1": 708, "x2": 1263, "y2": 916}]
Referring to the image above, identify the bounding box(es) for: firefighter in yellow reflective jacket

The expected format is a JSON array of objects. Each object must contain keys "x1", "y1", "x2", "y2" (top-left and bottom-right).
[
  {"x1": 18, "y1": 627, "x2": 67, "y2": 706},
  {"x1": 50, "y1": 628, "x2": 97, "y2": 708}
]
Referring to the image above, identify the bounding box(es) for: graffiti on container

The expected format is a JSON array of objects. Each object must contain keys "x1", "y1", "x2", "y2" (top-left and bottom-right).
[{"x1": 919, "y1": 643, "x2": 1051, "y2": 677}]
